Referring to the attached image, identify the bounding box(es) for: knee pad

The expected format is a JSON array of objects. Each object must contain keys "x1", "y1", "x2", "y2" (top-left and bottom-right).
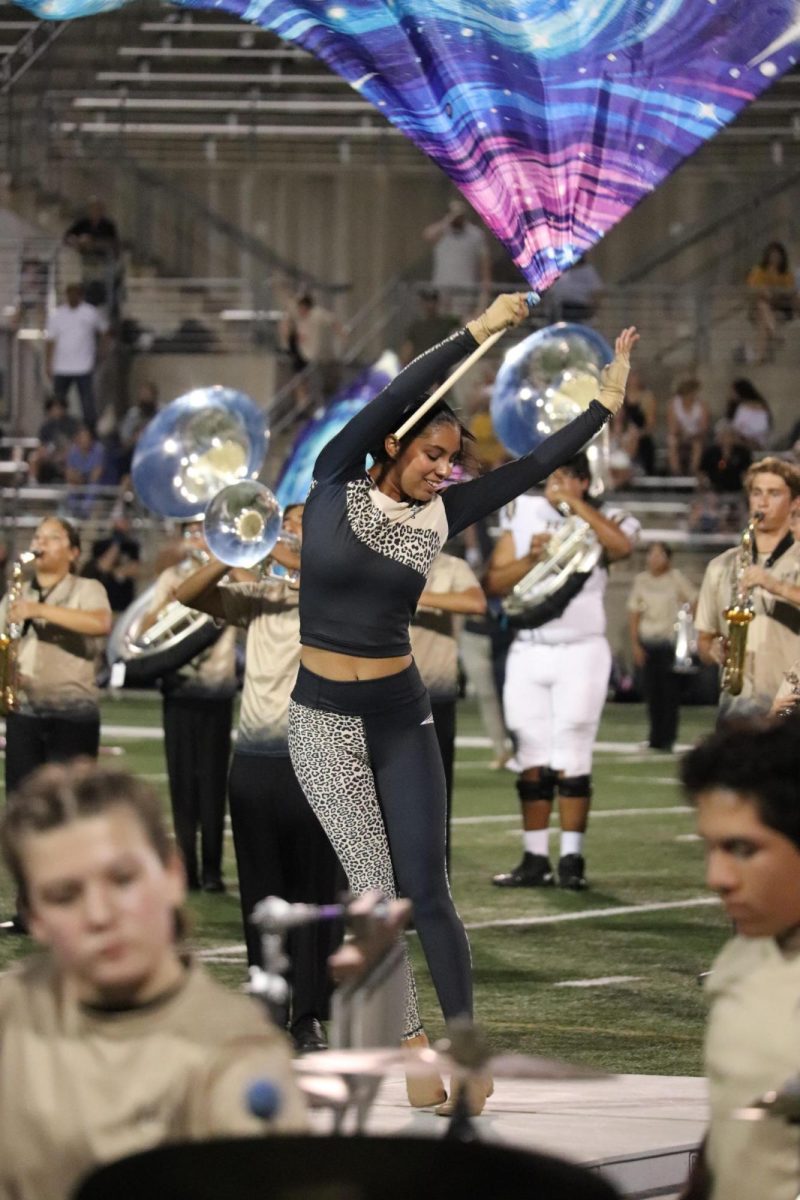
[
  {"x1": 558, "y1": 774, "x2": 592, "y2": 799},
  {"x1": 516, "y1": 770, "x2": 557, "y2": 803}
]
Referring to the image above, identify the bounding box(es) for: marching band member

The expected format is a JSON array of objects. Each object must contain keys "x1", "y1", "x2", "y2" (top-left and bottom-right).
[
  {"x1": 286, "y1": 293, "x2": 636, "y2": 1115},
  {"x1": 0, "y1": 760, "x2": 305, "y2": 1200},
  {"x1": 0, "y1": 517, "x2": 111, "y2": 796},
  {"x1": 695, "y1": 458, "x2": 800, "y2": 720},
  {"x1": 141, "y1": 520, "x2": 237, "y2": 893},
  {"x1": 410, "y1": 550, "x2": 486, "y2": 866},
  {"x1": 486, "y1": 452, "x2": 639, "y2": 891},
  {"x1": 174, "y1": 504, "x2": 344, "y2": 1053}
]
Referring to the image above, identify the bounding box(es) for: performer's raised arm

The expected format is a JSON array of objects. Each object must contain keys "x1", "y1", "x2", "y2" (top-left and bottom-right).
[{"x1": 313, "y1": 294, "x2": 529, "y2": 484}]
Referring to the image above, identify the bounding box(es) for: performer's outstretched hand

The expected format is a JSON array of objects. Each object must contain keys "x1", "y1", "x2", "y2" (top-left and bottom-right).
[
  {"x1": 614, "y1": 326, "x2": 639, "y2": 366},
  {"x1": 597, "y1": 325, "x2": 639, "y2": 415},
  {"x1": 467, "y1": 293, "x2": 529, "y2": 344}
]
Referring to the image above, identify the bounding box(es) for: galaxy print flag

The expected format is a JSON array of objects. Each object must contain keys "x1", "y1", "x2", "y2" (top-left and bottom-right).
[{"x1": 18, "y1": 0, "x2": 800, "y2": 290}]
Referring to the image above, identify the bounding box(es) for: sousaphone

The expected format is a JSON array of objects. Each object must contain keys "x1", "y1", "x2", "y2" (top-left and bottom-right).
[{"x1": 108, "y1": 387, "x2": 269, "y2": 685}]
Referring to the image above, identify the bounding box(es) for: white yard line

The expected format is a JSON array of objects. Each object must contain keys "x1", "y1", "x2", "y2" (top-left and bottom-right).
[
  {"x1": 196, "y1": 896, "x2": 720, "y2": 963},
  {"x1": 463, "y1": 896, "x2": 719, "y2": 931},
  {"x1": 554, "y1": 975, "x2": 644, "y2": 989},
  {"x1": 454, "y1": 805, "x2": 691, "y2": 826}
]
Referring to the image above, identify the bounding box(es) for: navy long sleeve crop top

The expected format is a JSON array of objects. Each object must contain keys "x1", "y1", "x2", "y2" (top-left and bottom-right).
[{"x1": 299, "y1": 328, "x2": 611, "y2": 658}]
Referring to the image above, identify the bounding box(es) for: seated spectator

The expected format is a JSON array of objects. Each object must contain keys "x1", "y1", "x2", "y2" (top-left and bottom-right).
[
  {"x1": 65, "y1": 425, "x2": 106, "y2": 518},
  {"x1": 746, "y1": 241, "x2": 800, "y2": 363},
  {"x1": 546, "y1": 257, "x2": 605, "y2": 323},
  {"x1": 623, "y1": 368, "x2": 657, "y2": 474},
  {"x1": 608, "y1": 407, "x2": 639, "y2": 489},
  {"x1": 726, "y1": 378, "x2": 773, "y2": 451},
  {"x1": 698, "y1": 421, "x2": 752, "y2": 493},
  {"x1": 81, "y1": 516, "x2": 142, "y2": 614},
  {"x1": 666, "y1": 378, "x2": 709, "y2": 475},
  {"x1": 0, "y1": 760, "x2": 304, "y2": 1200},
  {"x1": 30, "y1": 396, "x2": 80, "y2": 483},
  {"x1": 400, "y1": 288, "x2": 459, "y2": 365}
]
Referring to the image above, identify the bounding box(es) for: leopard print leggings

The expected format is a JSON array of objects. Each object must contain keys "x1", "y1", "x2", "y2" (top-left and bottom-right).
[{"x1": 288, "y1": 664, "x2": 473, "y2": 1040}]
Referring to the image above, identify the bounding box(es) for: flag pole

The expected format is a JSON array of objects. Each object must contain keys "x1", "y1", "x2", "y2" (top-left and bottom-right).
[{"x1": 392, "y1": 291, "x2": 540, "y2": 442}]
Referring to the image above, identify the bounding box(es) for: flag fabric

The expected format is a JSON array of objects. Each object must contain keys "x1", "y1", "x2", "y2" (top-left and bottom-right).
[{"x1": 18, "y1": 0, "x2": 800, "y2": 289}]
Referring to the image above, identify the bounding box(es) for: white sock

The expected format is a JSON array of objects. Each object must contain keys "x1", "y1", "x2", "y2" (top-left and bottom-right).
[
  {"x1": 560, "y1": 831, "x2": 584, "y2": 858},
  {"x1": 523, "y1": 829, "x2": 550, "y2": 857}
]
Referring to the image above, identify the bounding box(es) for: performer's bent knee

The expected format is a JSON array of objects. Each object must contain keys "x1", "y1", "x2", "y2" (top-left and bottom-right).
[
  {"x1": 516, "y1": 772, "x2": 557, "y2": 803},
  {"x1": 558, "y1": 774, "x2": 592, "y2": 799}
]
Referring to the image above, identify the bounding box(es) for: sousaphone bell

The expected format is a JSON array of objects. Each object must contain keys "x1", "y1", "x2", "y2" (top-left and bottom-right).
[{"x1": 109, "y1": 387, "x2": 273, "y2": 685}]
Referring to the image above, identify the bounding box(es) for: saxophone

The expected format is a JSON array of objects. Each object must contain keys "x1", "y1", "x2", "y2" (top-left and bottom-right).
[
  {"x1": 720, "y1": 513, "x2": 763, "y2": 696},
  {"x1": 0, "y1": 550, "x2": 41, "y2": 715}
]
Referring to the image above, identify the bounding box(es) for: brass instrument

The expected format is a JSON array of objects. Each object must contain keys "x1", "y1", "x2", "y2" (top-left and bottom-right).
[
  {"x1": 721, "y1": 513, "x2": 762, "y2": 696},
  {"x1": 0, "y1": 550, "x2": 40, "y2": 714},
  {"x1": 672, "y1": 603, "x2": 697, "y2": 674},
  {"x1": 502, "y1": 503, "x2": 602, "y2": 627},
  {"x1": 111, "y1": 387, "x2": 272, "y2": 685}
]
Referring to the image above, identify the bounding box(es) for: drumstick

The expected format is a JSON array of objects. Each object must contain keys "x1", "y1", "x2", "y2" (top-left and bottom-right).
[{"x1": 392, "y1": 290, "x2": 540, "y2": 442}]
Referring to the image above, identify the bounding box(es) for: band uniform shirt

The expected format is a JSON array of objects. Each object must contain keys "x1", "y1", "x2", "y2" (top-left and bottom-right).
[
  {"x1": 500, "y1": 495, "x2": 641, "y2": 645},
  {"x1": 148, "y1": 564, "x2": 237, "y2": 697},
  {"x1": 45, "y1": 302, "x2": 108, "y2": 376},
  {"x1": 626, "y1": 568, "x2": 698, "y2": 643},
  {"x1": 299, "y1": 328, "x2": 612, "y2": 660},
  {"x1": 410, "y1": 553, "x2": 481, "y2": 701},
  {"x1": 217, "y1": 579, "x2": 300, "y2": 755},
  {"x1": 695, "y1": 541, "x2": 800, "y2": 712},
  {"x1": 0, "y1": 574, "x2": 110, "y2": 715},
  {"x1": 0, "y1": 955, "x2": 306, "y2": 1200},
  {"x1": 704, "y1": 933, "x2": 800, "y2": 1200}
]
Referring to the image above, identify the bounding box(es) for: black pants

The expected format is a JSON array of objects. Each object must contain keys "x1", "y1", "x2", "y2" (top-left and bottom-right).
[
  {"x1": 228, "y1": 751, "x2": 344, "y2": 1024},
  {"x1": 162, "y1": 694, "x2": 232, "y2": 888},
  {"x1": 53, "y1": 372, "x2": 96, "y2": 431},
  {"x1": 431, "y1": 697, "x2": 456, "y2": 868},
  {"x1": 289, "y1": 663, "x2": 472, "y2": 1039},
  {"x1": 641, "y1": 640, "x2": 680, "y2": 751},
  {"x1": 5, "y1": 710, "x2": 100, "y2": 793}
]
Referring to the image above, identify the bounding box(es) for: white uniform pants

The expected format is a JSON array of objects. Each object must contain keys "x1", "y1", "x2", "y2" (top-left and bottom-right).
[{"x1": 503, "y1": 637, "x2": 611, "y2": 777}]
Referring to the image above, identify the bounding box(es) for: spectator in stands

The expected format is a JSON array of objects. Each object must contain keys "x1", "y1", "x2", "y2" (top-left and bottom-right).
[
  {"x1": 423, "y1": 200, "x2": 491, "y2": 316},
  {"x1": 746, "y1": 240, "x2": 800, "y2": 364},
  {"x1": 400, "y1": 288, "x2": 459, "y2": 366},
  {"x1": 726, "y1": 378, "x2": 773, "y2": 451},
  {"x1": 628, "y1": 541, "x2": 697, "y2": 752},
  {"x1": 30, "y1": 396, "x2": 80, "y2": 484},
  {"x1": 623, "y1": 368, "x2": 658, "y2": 475},
  {"x1": 119, "y1": 380, "x2": 159, "y2": 471},
  {"x1": 608, "y1": 405, "x2": 640, "y2": 489},
  {"x1": 64, "y1": 198, "x2": 120, "y2": 261},
  {"x1": 279, "y1": 292, "x2": 344, "y2": 409},
  {"x1": 45, "y1": 283, "x2": 110, "y2": 433},
  {"x1": 63, "y1": 198, "x2": 123, "y2": 315},
  {"x1": 546, "y1": 257, "x2": 605, "y2": 324},
  {"x1": 65, "y1": 424, "x2": 106, "y2": 518},
  {"x1": 81, "y1": 515, "x2": 142, "y2": 615},
  {"x1": 666, "y1": 377, "x2": 709, "y2": 476},
  {"x1": 698, "y1": 421, "x2": 752, "y2": 494}
]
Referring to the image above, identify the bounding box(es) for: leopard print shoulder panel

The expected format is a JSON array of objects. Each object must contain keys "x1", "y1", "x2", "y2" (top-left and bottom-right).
[{"x1": 346, "y1": 478, "x2": 442, "y2": 578}]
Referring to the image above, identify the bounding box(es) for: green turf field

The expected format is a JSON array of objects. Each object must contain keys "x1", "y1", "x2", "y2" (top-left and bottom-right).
[{"x1": 0, "y1": 697, "x2": 727, "y2": 1077}]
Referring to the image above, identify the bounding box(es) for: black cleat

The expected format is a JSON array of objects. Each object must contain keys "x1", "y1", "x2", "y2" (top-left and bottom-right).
[
  {"x1": 558, "y1": 853, "x2": 588, "y2": 891},
  {"x1": 291, "y1": 1015, "x2": 328, "y2": 1054},
  {"x1": 492, "y1": 853, "x2": 554, "y2": 888}
]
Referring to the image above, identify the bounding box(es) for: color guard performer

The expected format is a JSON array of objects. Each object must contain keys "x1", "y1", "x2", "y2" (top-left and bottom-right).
[{"x1": 286, "y1": 295, "x2": 637, "y2": 1114}]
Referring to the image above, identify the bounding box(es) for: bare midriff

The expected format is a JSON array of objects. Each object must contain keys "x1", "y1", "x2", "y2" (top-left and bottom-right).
[{"x1": 300, "y1": 646, "x2": 412, "y2": 681}]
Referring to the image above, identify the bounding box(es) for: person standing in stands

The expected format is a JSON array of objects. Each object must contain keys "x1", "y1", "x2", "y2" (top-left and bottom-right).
[{"x1": 45, "y1": 283, "x2": 110, "y2": 433}]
